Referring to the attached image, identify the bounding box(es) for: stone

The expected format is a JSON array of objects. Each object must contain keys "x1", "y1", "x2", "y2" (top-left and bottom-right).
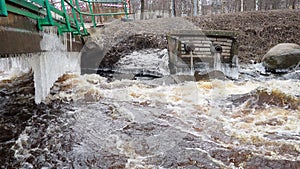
[
  {"x1": 262, "y1": 43, "x2": 300, "y2": 73},
  {"x1": 113, "y1": 73, "x2": 135, "y2": 81},
  {"x1": 150, "y1": 75, "x2": 195, "y2": 85},
  {"x1": 194, "y1": 70, "x2": 226, "y2": 81}
]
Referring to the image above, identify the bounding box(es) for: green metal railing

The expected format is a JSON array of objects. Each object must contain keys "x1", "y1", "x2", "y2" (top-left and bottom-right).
[
  {"x1": 0, "y1": 0, "x2": 129, "y2": 36},
  {"x1": 0, "y1": 0, "x2": 8, "y2": 16}
]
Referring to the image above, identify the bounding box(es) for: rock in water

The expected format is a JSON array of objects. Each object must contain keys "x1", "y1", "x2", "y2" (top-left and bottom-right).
[
  {"x1": 150, "y1": 75, "x2": 195, "y2": 85},
  {"x1": 262, "y1": 43, "x2": 300, "y2": 73},
  {"x1": 194, "y1": 70, "x2": 226, "y2": 81}
]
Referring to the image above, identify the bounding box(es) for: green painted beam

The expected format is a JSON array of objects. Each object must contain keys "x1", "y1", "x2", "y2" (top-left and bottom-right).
[
  {"x1": 8, "y1": 0, "x2": 46, "y2": 15},
  {"x1": 30, "y1": 0, "x2": 45, "y2": 6},
  {"x1": 6, "y1": 4, "x2": 40, "y2": 19},
  {"x1": 80, "y1": 0, "x2": 123, "y2": 3},
  {"x1": 80, "y1": 11, "x2": 126, "y2": 16},
  {"x1": 0, "y1": 0, "x2": 8, "y2": 16},
  {"x1": 60, "y1": 0, "x2": 71, "y2": 32},
  {"x1": 3, "y1": 0, "x2": 125, "y2": 36},
  {"x1": 64, "y1": 0, "x2": 125, "y2": 16},
  {"x1": 75, "y1": 0, "x2": 88, "y2": 35},
  {"x1": 87, "y1": 0, "x2": 96, "y2": 28},
  {"x1": 70, "y1": 0, "x2": 81, "y2": 33}
]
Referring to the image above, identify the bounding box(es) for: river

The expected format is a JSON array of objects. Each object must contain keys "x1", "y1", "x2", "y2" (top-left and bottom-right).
[{"x1": 0, "y1": 49, "x2": 299, "y2": 169}]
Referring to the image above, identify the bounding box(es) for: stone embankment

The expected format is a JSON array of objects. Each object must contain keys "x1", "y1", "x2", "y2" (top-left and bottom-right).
[
  {"x1": 85, "y1": 9, "x2": 300, "y2": 68},
  {"x1": 86, "y1": 17, "x2": 199, "y2": 68}
]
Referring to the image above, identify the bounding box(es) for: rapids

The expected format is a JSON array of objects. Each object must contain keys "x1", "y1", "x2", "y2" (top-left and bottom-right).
[{"x1": 0, "y1": 49, "x2": 300, "y2": 168}]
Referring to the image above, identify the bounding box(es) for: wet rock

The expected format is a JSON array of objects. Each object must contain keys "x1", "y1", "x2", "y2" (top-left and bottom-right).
[
  {"x1": 262, "y1": 43, "x2": 300, "y2": 73},
  {"x1": 194, "y1": 70, "x2": 226, "y2": 81},
  {"x1": 229, "y1": 87, "x2": 300, "y2": 110},
  {"x1": 246, "y1": 156, "x2": 300, "y2": 169},
  {"x1": 150, "y1": 75, "x2": 195, "y2": 85},
  {"x1": 112, "y1": 73, "x2": 135, "y2": 81},
  {"x1": 0, "y1": 126, "x2": 18, "y2": 142}
]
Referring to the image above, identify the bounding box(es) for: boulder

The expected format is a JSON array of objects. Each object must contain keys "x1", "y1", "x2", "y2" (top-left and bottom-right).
[
  {"x1": 194, "y1": 70, "x2": 226, "y2": 81},
  {"x1": 262, "y1": 43, "x2": 300, "y2": 73}
]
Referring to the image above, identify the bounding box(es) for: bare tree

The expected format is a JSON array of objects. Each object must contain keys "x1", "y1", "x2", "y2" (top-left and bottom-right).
[
  {"x1": 241, "y1": 0, "x2": 244, "y2": 11},
  {"x1": 291, "y1": 0, "x2": 297, "y2": 9},
  {"x1": 141, "y1": 0, "x2": 145, "y2": 19},
  {"x1": 171, "y1": 0, "x2": 176, "y2": 16}
]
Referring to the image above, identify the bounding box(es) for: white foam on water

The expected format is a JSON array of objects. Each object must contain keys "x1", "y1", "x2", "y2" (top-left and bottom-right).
[
  {"x1": 115, "y1": 49, "x2": 170, "y2": 76},
  {"x1": 5, "y1": 46, "x2": 299, "y2": 167},
  {"x1": 30, "y1": 67, "x2": 300, "y2": 167}
]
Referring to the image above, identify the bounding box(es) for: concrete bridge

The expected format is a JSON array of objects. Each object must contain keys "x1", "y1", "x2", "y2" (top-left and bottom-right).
[{"x1": 0, "y1": 0, "x2": 129, "y2": 103}]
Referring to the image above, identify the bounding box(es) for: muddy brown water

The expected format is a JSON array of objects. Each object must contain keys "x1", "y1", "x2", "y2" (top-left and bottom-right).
[{"x1": 0, "y1": 52, "x2": 300, "y2": 168}]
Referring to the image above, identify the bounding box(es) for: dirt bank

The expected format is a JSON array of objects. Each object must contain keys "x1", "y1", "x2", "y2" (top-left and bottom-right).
[{"x1": 187, "y1": 9, "x2": 300, "y2": 63}]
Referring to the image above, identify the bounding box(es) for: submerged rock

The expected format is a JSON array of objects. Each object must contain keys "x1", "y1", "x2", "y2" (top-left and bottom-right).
[
  {"x1": 150, "y1": 75, "x2": 195, "y2": 85},
  {"x1": 262, "y1": 43, "x2": 300, "y2": 73},
  {"x1": 113, "y1": 73, "x2": 135, "y2": 81},
  {"x1": 229, "y1": 87, "x2": 299, "y2": 110},
  {"x1": 194, "y1": 70, "x2": 226, "y2": 81}
]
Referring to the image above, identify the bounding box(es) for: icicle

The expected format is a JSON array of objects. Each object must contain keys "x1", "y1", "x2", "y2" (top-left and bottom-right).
[{"x1": 31, "y1": 27, "x2": 80, "y2": 104}]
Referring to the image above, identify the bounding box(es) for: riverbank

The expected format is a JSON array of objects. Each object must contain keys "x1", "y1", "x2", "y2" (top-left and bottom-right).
[
  {"x1": 88, "y1": 9, "x2": 300, "y2": 66},
  {"x1": 187, "y1": 9, "x2": 300, "y2": 63}
]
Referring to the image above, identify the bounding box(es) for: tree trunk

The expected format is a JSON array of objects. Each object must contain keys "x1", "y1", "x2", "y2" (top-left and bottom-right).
[
  {"x1": 141, "y1": 0, "x2": 145, "y2": 20},
  {"x1": 255, "y1": 0, "x2": 259, "y2": 10},
  {"x1": 172, "y1": 0, "x2": 176, "y2": 17},
  {"x1": 292, "y1": 0, "x2": 296, "y2": 9},
  {"x1": 198, "y1": 0, "x2": 202, "y2": 15},
  {"x1": 241, "y1": 0, "x2": 244, "y2": 11},
  {"x1": 193, "y1": 0, "x2": 197, "y2": 16}
]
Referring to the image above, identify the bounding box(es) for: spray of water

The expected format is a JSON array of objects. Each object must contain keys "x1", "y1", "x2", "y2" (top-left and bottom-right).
[{"x1": 213, "y1": 53, "x2": 222, "y2": 71}]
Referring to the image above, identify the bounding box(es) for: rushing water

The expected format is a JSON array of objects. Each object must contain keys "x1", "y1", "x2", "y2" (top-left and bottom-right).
[{"x1": 0, "y1": 49, "x2": 300, "y2": 168}]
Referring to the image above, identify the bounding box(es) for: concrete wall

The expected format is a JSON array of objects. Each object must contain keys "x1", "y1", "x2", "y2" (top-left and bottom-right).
[{"x1": 0, "y1": 24, "x2": 82, "y2": 103}]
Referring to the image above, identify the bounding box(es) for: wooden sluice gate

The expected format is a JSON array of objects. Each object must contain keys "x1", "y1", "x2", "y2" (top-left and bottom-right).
[{"x1": 167, "y1": 30, "x2": 238, "y2": 74}]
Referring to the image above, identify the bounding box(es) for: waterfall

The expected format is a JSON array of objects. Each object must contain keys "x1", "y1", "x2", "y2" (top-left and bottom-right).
[
  {"x1": 213, "y1": 53, "x2": 222, "y2": 71},
  {"x1": 212, "y1": 53, "x2": 240, "y2": 79}
]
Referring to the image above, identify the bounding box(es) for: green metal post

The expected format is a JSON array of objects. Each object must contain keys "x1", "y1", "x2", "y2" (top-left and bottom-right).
[
  {"x1": 123, "y1": 0, "x2": 128, "y2": 19},
  {"x1": 87, "y1": 0, "x2": 96, "y2": 28},
  {"x1": 45, "y1": 0, "x2": 54, "y2": 24},
  {"x1": 0, "y1": 0, "x2": 8, "y2": 16},
  {"x1": 38, "y1": 0, "x2": 54, "y2": 30},
  {"x1": 75, "y1": 0, "x2": 88, "y2": 35},
  {"x1": 70, "y1": 0, "x2": 80, "y2": 34},
  {"x1": 61, "y1": 0, "x2": 72, "y2": 33}
]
